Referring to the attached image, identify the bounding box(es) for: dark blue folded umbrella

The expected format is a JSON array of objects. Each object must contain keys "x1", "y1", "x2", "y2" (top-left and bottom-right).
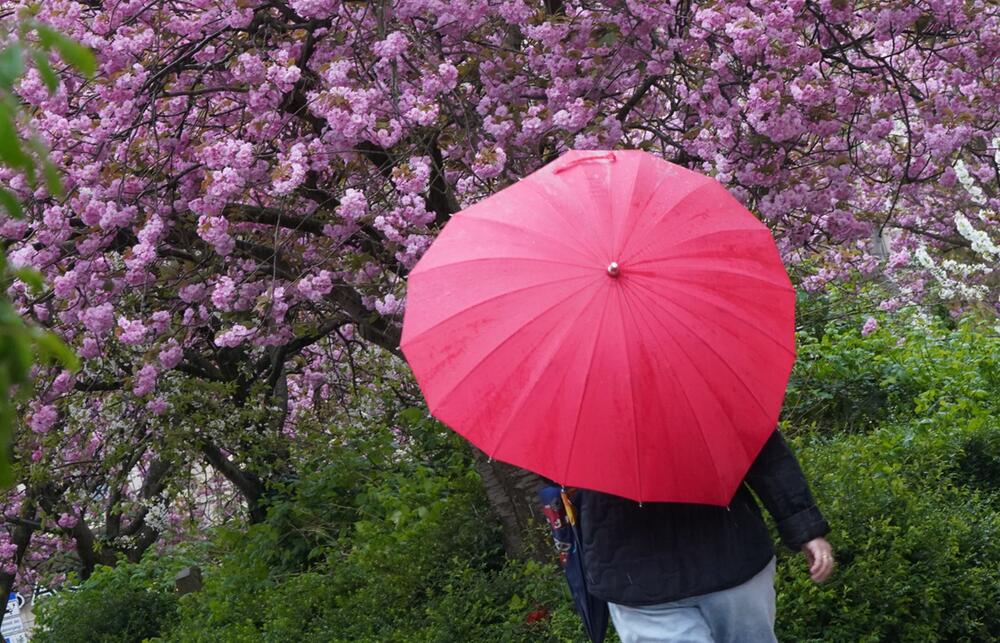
[{"x1": 539, "y1": 486, "x2": 609, "y2": 643}]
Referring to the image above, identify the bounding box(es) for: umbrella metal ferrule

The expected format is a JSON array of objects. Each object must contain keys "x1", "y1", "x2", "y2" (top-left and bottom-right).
[{"x1": 607, "y1": 261, "x2": 620, "y2": 277}]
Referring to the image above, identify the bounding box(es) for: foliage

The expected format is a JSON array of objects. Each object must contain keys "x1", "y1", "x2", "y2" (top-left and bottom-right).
[
  {"x1": 785, "y1": 288, "x2": 1000, "y2": 434},
  {"x1": 19, "y1": 421, "x2": 580, "y2": 642},
  {"x1": 775, "y1": 296, "x2": 1000, "y2": 641},
  {"x1": 25, "y1": 415, "x2": 589, "y2": 641},
  {"x1": 776, "y1": 422, "x2": 1000, "y2": 642},
  {"x1": 36, "y1": 412, "x2": 1000, "y2": 641},
  {"x1": 31, "y1": 549, "x2": 190, "y2": 643},
  {"x1": 955, "y1": 428, "x2": 1000, "y2": 495},
  {"x1": 155, "y1": 421, "x2": 586, "y2": 642}
]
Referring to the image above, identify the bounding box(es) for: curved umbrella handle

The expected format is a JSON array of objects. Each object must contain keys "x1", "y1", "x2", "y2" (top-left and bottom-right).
[{"x1": 554, "y1": 151, "x2": 617, "y2": 174}]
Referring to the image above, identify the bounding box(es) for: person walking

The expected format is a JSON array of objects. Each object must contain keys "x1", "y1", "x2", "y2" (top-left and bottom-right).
[
  {"x1": 575, "y1": 428, "x2": 833, "y2": 642},
  {"x1": 398, "y1": 150, "x2": 828, "y2": 640}
]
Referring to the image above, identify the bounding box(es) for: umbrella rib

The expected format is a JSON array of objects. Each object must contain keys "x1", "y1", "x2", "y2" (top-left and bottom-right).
[
  {"x1": 412, "y1": 255, "x2": 593, "y2": 276},
  {"x1": 658, "y1": 314, "x2": 756, "y2": 471},
  {"x1": 615, "y1": 157, "x2": 673, "y2": 259},
  {"x1": 556, "y1": 164, "x2": 614, "y2": 263},
  {"x1": 619, "y1": 180, "x2": 724, "y2": 265},
  {"x1": 630, "y1": 266, "x2": 793, "y2": 292},
  {"x1": 626, "y1": 228, "x2": 776, "y2": 268},
  {"x1": 611, "y1": 153, "x2": 642, "y2": 260},
  {"x1": 561, "y1": 285, "x2": 613, "y2": 485},
  {"x1": 402, "y1": 273, "x2": 595, "y2": 348},
  {"x1": 521, "y1": 180, "x2": 607, "y2": 265},
  {"x1": 615, "y1": 286, "x2": 645, "y2": 503},
  {"x1": 621, "y1": 283, "x2": 727, "y2": 502},
  {"x1": 628, "y1": 278, "x2": 774, "y2": 437},
  {"x1": 457, "y1": 214, "x2": 601, "y2": 264},
  {"x1": 426, "y1": 278, "x2": 602, "y2": 417},
  {"x1": 640, "y1": 276, "x2": 795, "y2": 355},
  {"x1": 486, "y1": 283, "x2": 608, "y2": 460}
]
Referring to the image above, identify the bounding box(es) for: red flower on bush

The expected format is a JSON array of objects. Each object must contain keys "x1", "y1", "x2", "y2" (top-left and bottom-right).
[{"x1": 525, "y1": 606, "x2": 549, "y2": 624}]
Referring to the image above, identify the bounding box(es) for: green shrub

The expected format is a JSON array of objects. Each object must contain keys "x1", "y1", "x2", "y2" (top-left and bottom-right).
[
  {"x1": 35, "y1": 420, "x2": 999, "y2": 642},
  {"x1": 776, "y1": 424, "x2": 1000, "y2": 642},
  {"x1": 956, "y1": 428, "x2": 1000, "y2": 494},
  {"x1": 32, "y1": 553, "x2": 186, "y2": 643},
  {"x1": 31, "y1": 422, "x2": 590, "y2": 642},
  {"x1": 785, "y1": 303, "x2": 1000, "y2": 434},
  {"x1": 780, "y1": 298, "x2": 1000, "y2": 640},
  {"x1": 156, "y1": 428, "x2": 590, "y2": 642}
]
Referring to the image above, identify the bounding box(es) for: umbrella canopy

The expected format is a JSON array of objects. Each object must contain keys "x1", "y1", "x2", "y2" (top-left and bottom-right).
[{"x1": 401, "y1": 150, "x2": 795, "y2": 505}]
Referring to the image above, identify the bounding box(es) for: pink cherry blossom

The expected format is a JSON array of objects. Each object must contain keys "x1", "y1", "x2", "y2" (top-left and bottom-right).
[
  {"x1": 215, "y1": 324, "x2": 256, "y2": 347},
  {"x1": 28, "y1": 404, "x2": 58, "y2": 434},
  {"x1": 158, "y1": 341, "x2": 184, "y2": 370},
  {"x1": 116, "y1": 316, "x2": 148, "y2": 345},
  {"x1": 80, "y1": 303, "x2": 115, "y2": 336},
  {"x1": 861, "y1": 317, "x2": 879, "y2": 336},
  {"x1": 132, "y1": 364, "x2": 158, "y2": 397}
]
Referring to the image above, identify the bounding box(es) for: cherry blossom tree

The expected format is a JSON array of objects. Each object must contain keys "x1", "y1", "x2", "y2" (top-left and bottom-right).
[
  {"x1": 1, "y1": 0, "x2": 997, "y2": 590},
  {"x1": 0, "y1": 10, "x2": 95, "y2": 597}
]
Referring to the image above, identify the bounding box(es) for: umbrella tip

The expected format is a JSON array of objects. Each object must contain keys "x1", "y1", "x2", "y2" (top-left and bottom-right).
[{"x1": 607, "y1": 261, "x2": 620, "y2": 277}]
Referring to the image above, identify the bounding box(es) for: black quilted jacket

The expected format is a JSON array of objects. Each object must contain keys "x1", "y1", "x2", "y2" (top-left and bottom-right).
[{"x1": 575, "y1": 429, "x2": 829, "y2": 606}]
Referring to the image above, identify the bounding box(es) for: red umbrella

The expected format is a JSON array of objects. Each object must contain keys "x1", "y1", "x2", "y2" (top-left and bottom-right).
[{"x1": 400, "y1": 150, "x2": 795, "y2": 505}]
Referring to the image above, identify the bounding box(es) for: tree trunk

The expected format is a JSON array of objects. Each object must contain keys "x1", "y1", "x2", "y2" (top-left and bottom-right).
[
  {"x1": 0, "y1": 497, "x2": 39, "y2": 602},
  {"x1": 202, "y1": 443, "x2": 268, "y2": 523},
  {"x1": 471, "y1": 449, "x2": 551, "y2": 561}
]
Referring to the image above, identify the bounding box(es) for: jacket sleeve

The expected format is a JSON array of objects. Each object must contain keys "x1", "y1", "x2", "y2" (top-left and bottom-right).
[{"x1": 743, "y1": 429, "x2": 830, "y2": 550}]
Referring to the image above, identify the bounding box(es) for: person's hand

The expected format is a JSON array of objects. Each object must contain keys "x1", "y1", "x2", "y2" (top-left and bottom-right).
[{"x1": 800, "y1": 537, "x2": 834, "y2": 583}]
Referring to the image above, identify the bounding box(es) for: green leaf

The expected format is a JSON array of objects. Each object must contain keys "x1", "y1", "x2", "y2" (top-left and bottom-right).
[
  {"x1": 0, "y1": 109, "x2": 32, "y2": 171},
  {"x1": 41, "y1": 156, "x2": 62, "y2": 197},
  {"x1": 0, "y1": 398, "x2": 12, "y2": 489},
  {"x1": 36, "y1": 26, "x2": 96, "y2": 77},
  {"x1": 0, "y1": 331, "x2": 33, "y2": 385},
  {"x1": 30, "y1": 49, "x2": 59, "y2": 92},
  {"x1": 398, "y1": 407, "x2": 425, "y2": 424},
  {"x1": 0, "y1": 297, "x2": 19, "y2": 325},
  {"x1": 35, "y1": 24, "x2": 59, "y2": 49},
  {"x1": 0, "y1": 44, "x2": 25, "y2": 88},
  {"x1": 13, "y1": 267, "x2": 44, "y2": 293},
  {"x1": 34, "y1": 329, "x2": 80, "y2": 371},
  {"x1": 598, "y1": 28, "x2": 619, "y2": 47},
  {"x1": 0, "y1": 187, "x2": 23, "y2": 219}
]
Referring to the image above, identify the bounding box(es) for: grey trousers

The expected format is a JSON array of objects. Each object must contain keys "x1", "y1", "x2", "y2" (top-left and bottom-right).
[{"x1": 607, "y1": 557, "x2": 777, "y2": 643}]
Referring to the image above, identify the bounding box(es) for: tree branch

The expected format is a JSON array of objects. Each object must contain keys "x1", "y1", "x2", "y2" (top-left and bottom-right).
[
  {"x1": 202, "y1": 442, "x2": 267, "y2": 523},
  {"x1": 74, "y1": 379, "x2": 123, "y2": 392},
  {"x1": 0, "y1": 496, "x2": 40, "y2": 601},
  {"x1": 426, "y1": 135, "x2": 460, "y2": 227},
  {"x1": 329, "y1": 284, "x2": 402, "y2": 356},
  {"x1": 224, "y1": 203, "x2": 327, "y2": 236},
  {"x1": 617, "y1": 76, "x2": 660, "y2": 122}
]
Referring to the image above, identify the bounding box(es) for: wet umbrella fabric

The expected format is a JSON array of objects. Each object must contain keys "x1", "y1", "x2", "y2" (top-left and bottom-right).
[{"x1": 401, "y1": 150, "x2": 796, "y2": 505}]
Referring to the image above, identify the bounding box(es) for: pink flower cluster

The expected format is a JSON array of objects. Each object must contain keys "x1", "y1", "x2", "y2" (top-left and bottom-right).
[
  {"x1": 298, "y1": 271, "x2": 334, "y2": 302},
  {"x1": 215, "y1": 324, "x2": 257, "y2": 347},
  {"x1": 197, "y1": 215, "x2": 235, "y2": 256}
]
